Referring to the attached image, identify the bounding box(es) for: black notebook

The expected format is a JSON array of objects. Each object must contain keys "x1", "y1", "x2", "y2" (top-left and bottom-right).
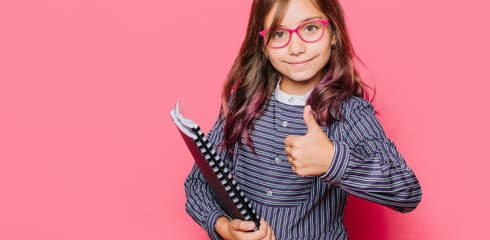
[{"x1": 170, "y1": 102, "x2": 260, "y2": 229}]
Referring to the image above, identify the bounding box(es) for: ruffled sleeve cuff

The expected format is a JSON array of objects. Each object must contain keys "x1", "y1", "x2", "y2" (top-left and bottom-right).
[
  {"x1": 320, "y1": 141, "x2": 350, "y2": 184},
  {"x1": 206, "y1": 209, "x2": 229, "y2": 240}
]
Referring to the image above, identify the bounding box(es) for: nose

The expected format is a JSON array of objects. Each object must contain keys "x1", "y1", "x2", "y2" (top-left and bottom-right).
[{"x1": 288, "y1": 32, "x2": 306, "y2": 56}]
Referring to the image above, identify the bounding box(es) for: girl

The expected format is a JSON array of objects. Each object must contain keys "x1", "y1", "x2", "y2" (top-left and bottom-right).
[{"x1": 184, "y1": 0, "x2": 422, "y2": 239}]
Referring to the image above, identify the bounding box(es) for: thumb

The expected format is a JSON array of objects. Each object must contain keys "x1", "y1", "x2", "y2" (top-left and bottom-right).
[{"x1": 303, "y1": 105, "x2": 321, "y2": 132}]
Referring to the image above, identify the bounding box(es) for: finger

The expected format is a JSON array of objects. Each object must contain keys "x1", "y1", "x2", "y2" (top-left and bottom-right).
[
  {"x1": 257, "y1": 219, "x2": 269, "y2": 239},
  {"x1": 285, "y1": 146, "x2": 293, "y2": 156},
  {"x1": 289, "y1": 148, "x2": 301, "y2": 160},
  {"x1": 303, "y1": 105, "x2": 321, "y2": 132},
  {"x1": 295, "y1": 167, "x2": 307, "y2": 176},
  {"x1": 246, "y1": 219, "x2": 268, "y2": 240},
  {"x1": 284, "y1": 135, "x2": 299, "y2": 147},
  {"x1": 264, "y1": 222, "x2": 272, "y2": 240},
  {"x1": 290, "y1": 159, "x2": 304, "y2": 174},
  {"x1": 230, "y1": 219, "x2": 256, "y2": 231}
]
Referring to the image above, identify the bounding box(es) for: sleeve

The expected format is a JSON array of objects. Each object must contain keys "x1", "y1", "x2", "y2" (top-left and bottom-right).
[
  {"x1": 184, "y1": 115, "x2": 231, "y2": 240},
  {"x1": 321, "y1": 99, "x2": 422, "y2": 213}
]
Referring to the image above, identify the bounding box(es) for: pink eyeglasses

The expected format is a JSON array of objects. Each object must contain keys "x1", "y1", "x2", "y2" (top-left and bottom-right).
[{"x1": 259, "y1": 19, "x2": 329, "y2": 49}]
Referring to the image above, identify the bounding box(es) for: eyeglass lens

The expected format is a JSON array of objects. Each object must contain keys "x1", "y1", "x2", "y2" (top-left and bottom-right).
[{"x1": 267, "y1": 21, "x2": 325, "y2": 48}]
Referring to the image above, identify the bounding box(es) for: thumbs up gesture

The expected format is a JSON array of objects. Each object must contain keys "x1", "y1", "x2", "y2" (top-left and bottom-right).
[{"x1": 284, "y1": 105, "x2": 335, "y2": 176}]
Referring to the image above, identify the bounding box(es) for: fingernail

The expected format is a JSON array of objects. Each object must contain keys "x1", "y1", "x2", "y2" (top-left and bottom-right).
[{"x1": 243, "y1": 222, "x2": 255, "y2": 229}]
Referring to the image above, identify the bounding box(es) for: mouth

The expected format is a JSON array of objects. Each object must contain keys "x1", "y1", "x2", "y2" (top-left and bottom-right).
[{"x1": 286, "y1": 57, "x2": 315, "y2": 66}]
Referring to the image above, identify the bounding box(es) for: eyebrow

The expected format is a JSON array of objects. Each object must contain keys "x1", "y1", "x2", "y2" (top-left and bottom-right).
[{"x1": 277, "y1": 16, "x2": 324, "y2": 28}]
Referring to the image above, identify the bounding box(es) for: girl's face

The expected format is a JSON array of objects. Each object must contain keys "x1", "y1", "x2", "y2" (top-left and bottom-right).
[{"x1": 263, "y1": 0, "x2": 335, "y2": 94}]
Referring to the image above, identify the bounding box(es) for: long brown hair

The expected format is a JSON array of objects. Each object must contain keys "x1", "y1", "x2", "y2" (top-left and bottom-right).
[{"x1": 221, "y1": 0, "x2": 371, "y2": 153}]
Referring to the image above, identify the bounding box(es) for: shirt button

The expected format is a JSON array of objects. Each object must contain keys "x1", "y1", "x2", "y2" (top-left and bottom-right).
[
  {"x1": 281, "y1": 121, "x2": 288, "y2": 127},
  {"x1": 267, "y1": 190, "x2": 273, "y2": 197},
  {"x1": 274, "y1": 157, "x2": 281, "y2": 164}
]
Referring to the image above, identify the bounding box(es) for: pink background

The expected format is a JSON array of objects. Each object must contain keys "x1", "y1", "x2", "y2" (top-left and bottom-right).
[{"x1": 1, "y1": 0, "x2": 488, "y2": 239}]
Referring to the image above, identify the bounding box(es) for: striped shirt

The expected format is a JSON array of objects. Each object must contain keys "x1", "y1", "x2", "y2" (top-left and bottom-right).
[{"x1": 184, "y1": 89, "x2": 422, "y2": 239}]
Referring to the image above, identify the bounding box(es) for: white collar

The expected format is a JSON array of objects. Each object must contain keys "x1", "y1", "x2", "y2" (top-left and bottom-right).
[{"x1": 274, "y1": 79, "x2": 312, "y2": 106}]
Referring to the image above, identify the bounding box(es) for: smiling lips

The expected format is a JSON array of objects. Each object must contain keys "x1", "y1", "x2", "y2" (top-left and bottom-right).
[{"x1": 286, "y1": 57, "x2": 315, "y2": 66}]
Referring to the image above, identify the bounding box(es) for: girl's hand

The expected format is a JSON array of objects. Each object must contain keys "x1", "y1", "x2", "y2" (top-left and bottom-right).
[
  {"x1": 216, "y1": 217, "x2": 275, "y2": 240},
  {"x1": 284, "y1": 105, "x2": 335, "y2": 176}
]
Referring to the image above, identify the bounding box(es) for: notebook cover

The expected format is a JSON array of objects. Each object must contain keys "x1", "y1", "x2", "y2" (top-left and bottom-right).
[{"x1": 170, "y1": 102, "x2": 260, "y2": 228}]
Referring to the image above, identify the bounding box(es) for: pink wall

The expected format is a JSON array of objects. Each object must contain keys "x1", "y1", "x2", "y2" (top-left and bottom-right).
[{"x1": 1, "y1": 0, "x2": 488, "y2": 239}]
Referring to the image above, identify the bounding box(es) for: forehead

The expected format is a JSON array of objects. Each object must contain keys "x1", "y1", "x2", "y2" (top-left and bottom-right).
[{"x1": 263, "y1": 0, "x2": 326, "y2": 28}]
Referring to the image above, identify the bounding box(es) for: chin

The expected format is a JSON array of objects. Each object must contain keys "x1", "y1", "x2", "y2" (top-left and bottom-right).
[{"x1": 285, "y1": 71, "x2": 319, "y2": 82}]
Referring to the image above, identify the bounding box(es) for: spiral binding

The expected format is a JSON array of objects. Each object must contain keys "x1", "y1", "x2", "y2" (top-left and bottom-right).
[{"x1": 192, "y1": 126, "x2": 260, "y2": 227}]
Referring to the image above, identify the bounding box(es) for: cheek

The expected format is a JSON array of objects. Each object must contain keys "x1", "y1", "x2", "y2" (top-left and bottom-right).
[
  {"x1": 320, "y1": 46, "x2": 333, "y2": 62},
  {"x1": 312, "y1": 41, "x2": 333, "y2": 63},
  {"x1": 267, "y1": 49, "x2": 289, "y2": 69},
  {"x1": 266, "y1": 48, "x2": 286, "y2": 62}
]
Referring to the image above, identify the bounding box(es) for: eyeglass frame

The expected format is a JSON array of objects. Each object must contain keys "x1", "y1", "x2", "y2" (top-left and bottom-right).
[{"x1": 259, "y1": 19, "x2": 330, "y2": 49}]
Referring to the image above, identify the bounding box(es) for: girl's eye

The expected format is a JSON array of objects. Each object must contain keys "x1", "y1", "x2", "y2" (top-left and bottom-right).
[
  {"x1": 272, "y1": 30, "x2": 287, "y2": 39},
  {"x1": 304, "y1": 24, "x2": 320, "y2": 32}
]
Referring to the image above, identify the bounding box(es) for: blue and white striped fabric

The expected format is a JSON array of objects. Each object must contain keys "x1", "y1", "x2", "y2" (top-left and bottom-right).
[{"x1": 184, "y1": 92, "x2": 422, "y2": 240}]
